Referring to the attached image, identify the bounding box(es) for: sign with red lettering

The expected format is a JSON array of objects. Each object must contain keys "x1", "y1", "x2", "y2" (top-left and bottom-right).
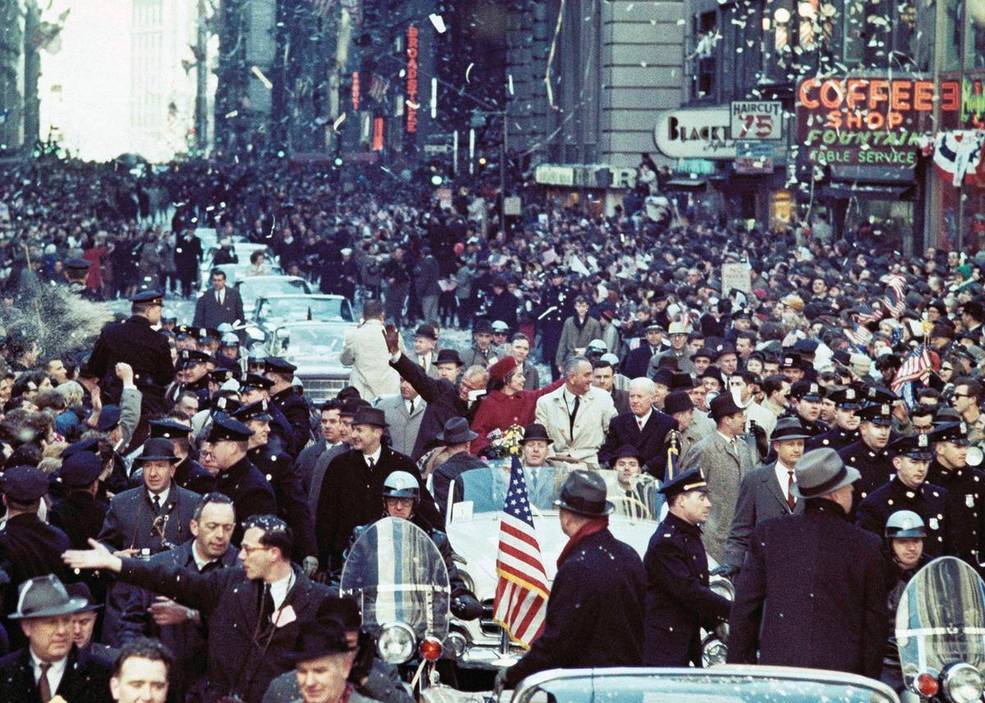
[
  {"x1": 797, "y1": 77, "x2": 960, "y2": 167},
  {"x1": 731, "y1": 101, "x2": 783, "y2": 140},
  {"x1": 406, "y1": 25, "x2": 419, "y2": 134}
]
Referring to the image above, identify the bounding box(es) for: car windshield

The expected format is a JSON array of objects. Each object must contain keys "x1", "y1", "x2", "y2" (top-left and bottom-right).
[
  {"x1": 257, "y1": 297, "x2": 352, "y2": 322},
  {"x1": 276, "y1": 327, "x2": 344, "y2": 360},
  {"x1": 516, "y1": 670, "x2": 896, "y2": 703},
  {"x1": 239, "y1": 277, "x2": 310, "y2": 301},
  {"x1": 455, "y1": 463, "x2": 663, "y2": 521}
]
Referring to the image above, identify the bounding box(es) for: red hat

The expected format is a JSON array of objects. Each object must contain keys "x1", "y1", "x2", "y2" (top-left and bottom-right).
[{"x1": 488, "y1": 355, "x2": 518, "y2": 382}]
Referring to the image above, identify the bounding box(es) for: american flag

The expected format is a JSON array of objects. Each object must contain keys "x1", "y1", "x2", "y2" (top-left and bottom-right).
[
  {"x1": 891, "y1": 344, "x2": 938, "y2": 396},
  {"x1": 883, "y1": 274, "x2": 907, "y2": 319},
  {"x1": 493, "y1": 456, "x2": 550, "y2": 648},
  {"x1": 856, "y1": 302, "x2": 883, "y2": 326}
]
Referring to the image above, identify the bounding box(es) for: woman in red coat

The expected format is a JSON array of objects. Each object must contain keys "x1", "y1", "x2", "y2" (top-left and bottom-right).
[{"x1": 470, "y1": 356, "x2": 564, "y2": 456}]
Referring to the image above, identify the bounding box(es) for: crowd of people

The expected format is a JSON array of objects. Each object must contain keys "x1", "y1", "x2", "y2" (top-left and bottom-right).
[{"x1": 0, "y1": 151, "x2": 982, "y2": 702}]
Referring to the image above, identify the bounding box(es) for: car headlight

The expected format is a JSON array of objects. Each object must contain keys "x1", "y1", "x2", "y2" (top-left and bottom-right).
[
  {"x1": 944, "y1": 663, "x2": 984, "y2": 703},
  {"x1": 444, "y1": 631, "x2": 468, "y2": 660},
  {"x1": 377, "y1": 622, "x2": 416, "y2": 664},
  {"x1": 701, "y1": 636, "x2": 728, "y2": 667}
]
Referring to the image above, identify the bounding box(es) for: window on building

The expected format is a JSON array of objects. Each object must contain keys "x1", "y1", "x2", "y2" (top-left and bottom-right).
[
  {"x1": 842, "y1": 0, "x2": 866, "y2": 63},
  {"x1": 966, "y1": 0, "x2": 985, "y2": 69},
  {"x1": 688, "y1": 11, "x2": 718, "y2": 100},
  {"x1": 944, "y1": 0, "x2": 964, "y2": 70}
]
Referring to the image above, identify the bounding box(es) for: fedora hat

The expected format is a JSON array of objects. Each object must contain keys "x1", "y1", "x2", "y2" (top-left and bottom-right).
[
  {"x1": 791, "y1": 448, "x2": 860, "y2": 499},
  {"x1": 520, "y1": 423, "x2": 554, "y2": 444},
  {"x1": 709, "y1": 393, "x2": 744, "y2": 421},
  {"x1": 133, "y1": 438, "x2": 179, "y2": 464},
  {"x1": 435, "y1": 417, "x2": 479, "y2": 444},
  {"x1": 351, "y1": 406, "x2": 388, "y2": 428},
  {"x1": 554, "y1": 470, "x2": 613, "y2": 517},
  {"x1": 435, "y1": 349, "x2": 463, "y2": 367},
  {"x1": 771, "y1": 417, "x2": 811, "y2": 442},
  {"x1": 10, "y1": 575, "x2": 88, "y2": 620},
  {"x1": 65, "y1": 582, "x2": 103, "y2": 613}
]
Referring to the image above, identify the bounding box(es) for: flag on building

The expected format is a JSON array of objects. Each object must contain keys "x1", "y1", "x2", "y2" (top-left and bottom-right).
[{"x1": 492, "y1": 456, "x2": 550, "y2": 648}]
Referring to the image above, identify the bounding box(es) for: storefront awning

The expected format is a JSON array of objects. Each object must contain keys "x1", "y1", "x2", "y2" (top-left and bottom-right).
[
  {"x1": 665, "y1": 178, "x2": 707, "y2": 190},
  {"x1": 821, "y1": 182, "x2": 913, "y2": 200}
]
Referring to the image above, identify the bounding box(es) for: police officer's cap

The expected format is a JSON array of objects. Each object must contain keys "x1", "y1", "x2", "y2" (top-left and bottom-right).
[
  {"x1": 233, "y1": 400, "x2": 273, "y2": 424},
  {"x1": 929, "y1": 421, "x2": 969, "y2": 446},
  {"x1": 63, "y1": 437, "x2": 100, "y2": 459},
  {"x1": 174, "y1": 324, "x2": 193, "y2": 338},
  {"x1": 340, "y1": 399, "x2": 370, "y2": 419},
  {"x1": 149, "y1": 418, "x2": 193, "y2": 440},
  {"x1": 198, "y1": 328, "x2": 220, "y2": 341},
  {"x1": 790, "y1": 381, "x2": 823, "y2": 402},
  {"x1": 64, "y1": 257, "x2": 91, "y2": 272},
  {"x1": 264, "y1": 356, "x2": 297, "y2": 374},
  {"x1": 57, "y1": 452, "x2": 103, "y2": 489},
  {"x1": 206, "y1": 413, "x2": 254, "y2": 443},
  {"x1": 177, "y1": 349, "x2": 210, "y2": 368},
  {"x1": 781, "y1": 352, "x2": 802, "y2": 370},
  {"x1": 96, "y1": 405, "x2": 122, "y2": 433},
  {"x1": 2, "y1": 466, "x2": 49, "y2": 503},
  {"x1": 659, "y1": 468, "x2": 708, "y2": 500},
  {"x1": 382, "y1": 471, "x2": 420, "y2": 500},
  {"x1": 609, "y1": 445, "x2": 643, "y2": 465},
  {"x1": 885, "y1": 510, "x2": 927, "y2": 539},
  {"x1": 212, "y1": 396, "x2": 242, "y2": 415},
  {"x1": 889, "y1": 432, "x2": 933, "y2": 460},
  {"x1": 220, "y1": 333, "x2": 239, "y2": 347},
  {"x1": 858, "y1": 402, "x2": 893, "y2": 426},
  {"x1": 864, "y1": 385, "x2": 898, "y2": 404},
  {"x1": 554, "y1": 470, "x2": 614, "y2": 517},
  {"x1": 210, "y1": 368, "x2": 234, "y2": 384},
  {"x1": 131, "y1": 289, "x2": 164, "y2": 305},
  {"x1": 828, "y1": 386, "x2": 863, "y2": 409},
  {"x1": 241, "y1": 373, "x2": 274, "y2": 390}
]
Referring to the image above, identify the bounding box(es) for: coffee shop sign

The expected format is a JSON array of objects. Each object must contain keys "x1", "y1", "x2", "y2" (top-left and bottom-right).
[{"x1": 654, "y1": 108, "x2": 737, "y2": 160}]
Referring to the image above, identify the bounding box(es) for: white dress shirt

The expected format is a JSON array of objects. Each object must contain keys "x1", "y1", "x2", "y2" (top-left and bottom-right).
[
  {"x1": 363, "y1": 446, "x2": 383, "y2": 468},
  {"x1": 774, "y1": 461, "x2": 796, "y2": 504},
  {"x1": 269, "y1": 570, "x2": 296, "y2": 610},
  {"x1": 635, "y1": 409, "x2": 652, "y2": 431},
  {"x1": 148, "y1": 486, "x2": 170, "y2": 509},
  {"x1": 31, "y1": 651, "x2": 66, "y2": 697}
]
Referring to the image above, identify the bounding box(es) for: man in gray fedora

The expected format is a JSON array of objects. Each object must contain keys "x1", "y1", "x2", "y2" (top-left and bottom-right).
[
  {"x1": 727, "y1": 448, "x2": 886, "y2": 679},
  {"x1": 0, "y1": 574, "x2": 113, "y2": 702}
]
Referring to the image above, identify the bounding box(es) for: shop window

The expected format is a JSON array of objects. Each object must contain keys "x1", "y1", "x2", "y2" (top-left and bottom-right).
[
  {"x1": 944, "y1": 0, "x2": 964, "y2": 71},
  {"x1": 966, "y1": 0, "x2": 985, "y2": 69},
  {"x1": 688, "y1": 11, "x2": 719, "y2": 100}
]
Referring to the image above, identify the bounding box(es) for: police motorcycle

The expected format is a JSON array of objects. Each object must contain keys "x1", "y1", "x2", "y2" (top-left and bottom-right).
[{"x1": 895, "y1": 555, "x2": 985, "y2": 702}]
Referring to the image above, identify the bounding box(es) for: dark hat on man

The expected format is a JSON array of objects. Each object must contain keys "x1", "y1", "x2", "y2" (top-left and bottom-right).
[
  {"x1": 930, "y1": 421, "x2": 969, "y2": 446},
  {"x1": 241, "y1": 373, "x2": 275, "y2": 390},
  {"x1": 213, "y1": 396, "x2": 241, "y2": 415},
  {"x1": 793, "y1": 338, "x2": 819, "y2": 354},
  {"x1": 435, "y1": 349, "x2": 463, "y2": 367},
  {"x1": 1, "y1": 465, "x2": 49, "y2": 502},
  {"x1": 790, "y1": 381, "x2": 822, "y2": 402},
  {"x1": 351, "y1": 407, "x2": 387, "y2": 428},
  {"x1": 474, "y1": 320, "x2": 494, "y2": 335},
  {"x1": 435, "y1": 417, "x2": 478, "y2": 444},
  {"x1": 177, "y1": 349, "x2": 210, "y2": 368},
  {"x1": 206, "y1": 413, "x2": 254, "y2": 443},
  {"x1": 659, "y1": 467, "x2": 708, "y2": 499},
  {"x1": 96, "y1": 404, "x2": 122, "y2": 433},
  {"x1": 781, "y1": 352, "x2": 802, "y2": 370},
  {"x1": 670, "y1": 372, "x2": 695, "y2": 390},
  {"x1": 197, "y1": 328, "x2": 220, "y2": 342},
  {"x1": 64, "y1": 257, "x2": 91, "y2": 272},
  {"x1": 210, "y1": 368, "x2": 235, "y2": 384},
  {"x1": 889, "y1": 432, "x2": 933, "y2": 460},
  {"x1": 65, "y1": 582, "x2": 102, "y2": 613},
  {"x1": 771, "y1": 417, "x2": 811, "y2": 442},
  {"x1": 9, "y1": 575, "x2": 88, "y2": 620},
  {"x1": 174, "y1": 324, "x2": 194, "y2": 339},
  {"x1": 264, "y1": 357, "x2": 297, "y2": 374},
  {"x1": 609, "y1": 445, "x2": 643, "y2": 464},
  {"x1": 131, "y1": 289, "x2": 164, "y2": 305},
  {"x1": 149, "y1": 418, "x2": 193, "y2": 440},
  {"x1": 554, "y1": 470, "x2": 614, "y2": 517},
  {"x1": 714, "y1": 344, "x2": 737, "y2": 361},
  {"x1": 288, "y1": 614, "x2": 354, "y2": 663},
  {"x1": 864, "y1": 385, "x2": 898, "y2": 404},
  {"x1": 664, "y1": 391, "x2": 694, "y2": 415},
  {"x1": 692, "y1": 347, "x2": 714, "y2": 361},
  {"x1": 415, "y1": 324, "x2": 438, "y2": 341},
  {"x1": 57, "y1": 452, "x2": 103, "y2": 488},
  {"x1": 133, "y1": 438, "x2": 179, "y2": 464},
  {"x1": 233, "y1": 400, "x2": 273, "y2": 424},
  {"x1": 709, "y1": 393, "x2": 744, "y2": 421},
  {"x1": 63, "y1": 437, "x2": 100, "y2": 459},
  {"x1": 521, "y1": 423, "x2": 553, "y2": 444},
  {"x1": 858, "y1": 402, "x2": 894, "y2": 426},
  {"x1": 652, "y1": 368, "x2": 674, "y2": 387},
  {"x1": 791, "y1": 448, "x2": 860, "y2": 499},
  {"x1": 828, "y1": 386, "x2": 863, "y2": 410},
  {"x1": 340, "y1": 398, "x2": 370, "y2": 418}
]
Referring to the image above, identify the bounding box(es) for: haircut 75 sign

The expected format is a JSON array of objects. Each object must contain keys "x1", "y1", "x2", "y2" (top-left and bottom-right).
[{"x1": 730, "y1": 101, "x2": 784, "y2": 140}]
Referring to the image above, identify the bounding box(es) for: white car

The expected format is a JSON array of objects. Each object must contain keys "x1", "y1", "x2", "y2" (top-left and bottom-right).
[
  {"x1": 236, "y1": 275, "x2": 311, "y2": 318},
  {"x1": 266, "y1": 320, "x2": 355, "y2": 404}
]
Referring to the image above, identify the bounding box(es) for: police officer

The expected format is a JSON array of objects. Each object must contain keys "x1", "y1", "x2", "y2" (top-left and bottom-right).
[
  {"x1": 351, "y1": 472, "x2": 482, "y2": 620},
  {"x1": 537, "y1": 270, "x2": 573, "y2": 380},
  {"x1": 880, "y1": 510, "x2": 930, "y2": 691},
  {"x1": 856, "y1": 432, "x2": 952, "y2": 557},
  {"x1": 88, "y1": 289, "x2": 175, "y2": 419},
  {"x1": 788, "y1": 381, "x2": 829, "y2": 438},
  {"x1": 927, "y1": 421, "x2": 985, "y2": 569},
  {"x1": 233, "y1": 400, "x2": 317, "y2": 573},
  {"x1": 643, "y1": 468, "x2": 731, "y2": 666},
  {"x1": 807, "y1": 386, "x2": 862, "y2": 451},
  {"x1": 838, "y1": 402, "x2": 895, "y2": 502},
  {"x1": 168, "y1": 349, "x2": 212, "y2": 408},
  {"x1": 496, "y1": 471, "x2": 645, "y2": 692},
  {"x1": 264, "y1": 356, "x2": 313, "y2": 457},
  {"x1": 64, "y1": 257, "x2": 102, "y2": 301}
]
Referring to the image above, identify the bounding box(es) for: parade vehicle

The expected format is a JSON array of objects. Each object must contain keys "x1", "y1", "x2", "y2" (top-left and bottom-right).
[
  {"x1": 198, "y1": 241, "x2": 274, "y2": 288},
  {"x1": 438, "y1": 463, "x2": 732, "y2": 672},
  {"x1": 341, "y1": 516, "x2": 451, "y2": 695},
  {"x1": 896, "y1": 556, "x2": 985, "y2": 703},
  {"x1": 264, "y1": 320, "x2": 353, "y2": 403},
  {"x1": 235, "y1": 274, "x2": 311, "y2": 318},
  {"x1": 249, "y1": 293, "x2": 354, "y2": 333}
]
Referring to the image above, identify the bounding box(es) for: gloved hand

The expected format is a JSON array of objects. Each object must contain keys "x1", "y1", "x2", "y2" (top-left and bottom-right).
[
  {"x1": 302, "y1": 556, "x2": 319, "y2": 577},
  {"x1": 450, "y1": 593, "x2": 484, "y2": 620},
  {"x1": 710, "y1": 563, "x2": 739, "y2": 579},
  {"x1": 493, "y1": 668, "x2": 509, "y2": 700},
  {"x1": 749, "y1": 420, "x2": 768, "y2": 459}
]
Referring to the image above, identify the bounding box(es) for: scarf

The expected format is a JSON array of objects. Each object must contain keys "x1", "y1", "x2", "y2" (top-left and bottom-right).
[{"x1": 556, "y1": 517, "x2": 609, "y2": 568}]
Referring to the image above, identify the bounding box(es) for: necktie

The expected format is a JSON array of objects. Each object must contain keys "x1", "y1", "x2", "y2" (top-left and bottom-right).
[
  {"x1": 367, "y1": 456, "x2": 375, "y2": 469},
  {"x1": 39, "y1": 663, "x2": 51, "y2": 703},
  {"x1": 407, "y1": 399, "x2": 414, "y2": 415},
  {"x1": 569, "y1": 396, "x2": 580, "y2": 438},
  {"x1": 152, "y1": 494, "x2": 162, "y2": 513},
  {"x1": 637, "y1": 416, "x2": 645, "y2": 431},
  {"x1": 217, "y1": 290, "x2": 224, "y2": 306},
  {"x1": 787, "y1": 471, "x2": 796, "y2": 510}
]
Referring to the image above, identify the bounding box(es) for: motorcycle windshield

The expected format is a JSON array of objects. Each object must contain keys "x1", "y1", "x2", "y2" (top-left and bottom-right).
[
  {"x1": 896, "y1": 556, "x2": 985, "y2": 682},
  {"x1": 340, "y1": 517, "x2": 450, "y2": 640}
]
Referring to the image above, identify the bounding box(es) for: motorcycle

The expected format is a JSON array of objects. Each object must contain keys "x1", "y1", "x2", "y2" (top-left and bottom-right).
[
  {"x1": 896, "y1": 556, "x2": 985, "y2": 702},
  {"x1": 341, "y1": 517, "x2": 453, "y2": 694}
]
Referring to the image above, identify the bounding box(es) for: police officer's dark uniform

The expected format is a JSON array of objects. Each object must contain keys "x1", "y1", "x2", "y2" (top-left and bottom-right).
[
  {"x1": 536, "y1": 272, "x2": 572, "y2": 378},
  {"x1": 500, "y1": 471, "x2": 645, "y2": 689},
  {"x1": 788, "y1": 381, "x2": 829, "y2": 438},
  {"x1": 167, "y1": 348, "x2": 212, "y2": 408},
  {"x1": 265, "y1": 357, "x2": 313, "y2": 458},
  {"x1": 806, "y1": 387, "x2": 862, "y2": 451},
  {"x1": 240, "y1": 372, "x2": 294, "y2": 456},
  {"x1": 642, "y1": 468, "x2": 731, "y2": 666},
  {"x1": 49, "y1": 452, "x2": 109, "y2": 550},
  {"x1": 208, "y1": 414, "x2": 278, "y2": 546},
  {"x1": 64, "y1": 257, "x2": 103, "y2": 301},
  {"x1": 927, "y1": 421, "x2": 985, "y2": 569},
  {"x1": 88, "y1": 289, "x2": 174, "y2": 417},
  {"x1": 234, "y1": 400, "x2": 317, "y2": 562},
  {"x1": 838, "y1": 403, "x2": 895, "y2": 502},
  {"x1": 148, "y1": 418, "x2": 215, "y2": 494},
  {"x1": 856, "y1": 432, "x2": 952, "y2": 557}
]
